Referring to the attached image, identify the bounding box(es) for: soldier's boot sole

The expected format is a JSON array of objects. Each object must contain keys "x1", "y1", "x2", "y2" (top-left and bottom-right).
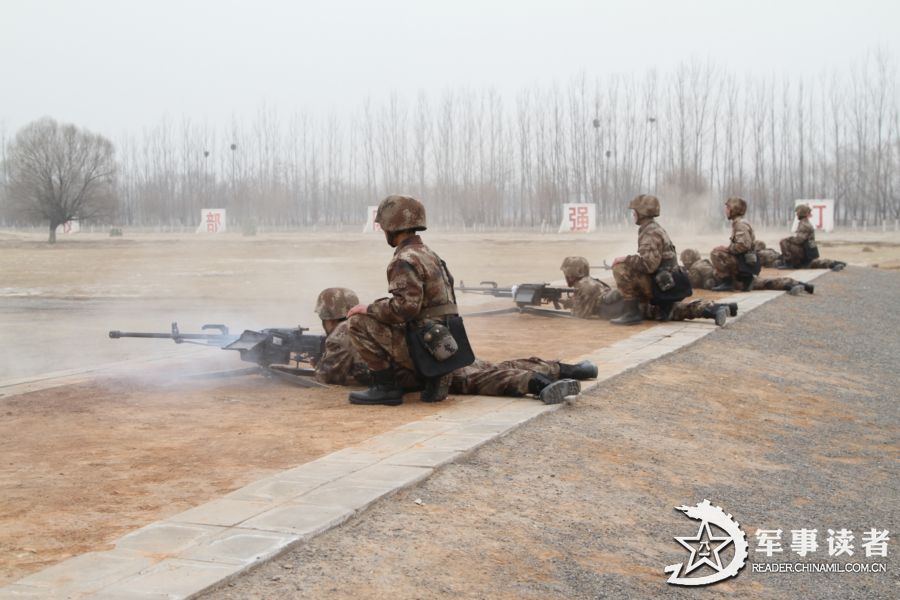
[
  {"x1": 788, "y1": 284, "x2": 804, "y2": 296},
  {"x1": 539, "y1": 379, "x2": 580, "y2": 405},
  {"x1": 714, "y1": 305, "x2": 728, "y2": 327},
  {"x1": 831, "y1": 262, "x2": 846, "y2": 271},
  {"x1": 804, "y1": 283, "x2": 815, "y2": 294}
]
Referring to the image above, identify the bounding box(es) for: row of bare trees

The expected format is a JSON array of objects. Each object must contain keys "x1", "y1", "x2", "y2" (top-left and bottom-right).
[{"x1": 2, "y1": 54, "x2": 899, "y2": 230}]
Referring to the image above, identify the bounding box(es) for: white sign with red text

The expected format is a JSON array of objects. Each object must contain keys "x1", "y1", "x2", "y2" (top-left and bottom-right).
[
  {"x1": 196, "y1": 209, "x2": 227, "y2": 233},
  {"x1": 793, "y1": 200, "x2": 833, "y2": 233},
  {"x1": 363, "y1": 206, "x2": 382, "y2": 233},
  {"x1": 558, "y1": 203, "x2": 596, "y2": 233}
]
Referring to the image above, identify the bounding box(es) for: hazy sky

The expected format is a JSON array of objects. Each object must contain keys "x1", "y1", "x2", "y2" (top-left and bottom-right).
[{"x1": 2, "y1": 0, "x2": 898, "y2": 138}]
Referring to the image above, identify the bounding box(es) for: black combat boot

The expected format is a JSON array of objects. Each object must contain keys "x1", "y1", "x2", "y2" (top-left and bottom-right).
[
  {"x1": 349, "y1": 369, "x2": 404, "y2": 406},
  {"x1": 527, "y1": 374, "x2": 580, "y2": 405},
  {"x1": 558, "y1": 360, "x2": 599, "y2": 380},
  {"x1": 830, "y1": 261, "x2": 847, "y2": 271},
  {"x1": 610, "y1": 299, "x2": 643, "y2": 325},
  {"x1": 727, "y1": 302, "x2": 738, "y2": 317},
  {"x1": 775, "y1": 259, "x2": 792, "y2": 270},
  {"x1": 804, "y1": 283, "x2": 815, "y2": 294},
  {"x1": 421, "y1": 374, "x2": 450, "y2": 403},
  {"x1": 701, "y1": 304, "x2": 729, "y2": 327},
  {"x1": 711, "y1": 278, "x2": 735, "y2": 292}
]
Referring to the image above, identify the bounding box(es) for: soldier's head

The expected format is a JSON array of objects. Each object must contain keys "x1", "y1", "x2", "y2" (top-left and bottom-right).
[
  {"x1": 375, "y1": 194, "x2": 426, "y2": 247},
  {"x1": 315, "y1": 287, "x2": 360, "y2": 335},
  {"x1": 724, "y1": 196, "x2": 747, "y2": 219},
  {"x1": 795, "y1": 203, "x2": 812, "y2": 219},
  {"x1": 628, "y1": 194, "x2": 660, "y2": 224},
  {"x1": 753, "y1": 240, "x2": 767, "y2": 251},
  {"x1": 680, "y1": 248, "x2": 701, "y2": 269},
  {"x1": 560, "y1": 256, "x2": 590, "y2": 286}
]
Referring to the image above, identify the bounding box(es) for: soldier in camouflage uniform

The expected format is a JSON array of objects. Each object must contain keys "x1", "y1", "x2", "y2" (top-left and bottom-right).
[
  {"x1": 316, "y1": 286, "x2": 595, "y2": 398},
  {"x1": 754, "y1": 241, "x2": 782, "y2": 268},
  {"x1": 778, "y1": 204, "x2": 847, "y2": 271},
  {"x1": 710, "y1": 196, "x2": 757, "y2": 291},
  {"x1": 681, "y1": 248, "x2": 813, "y2": 296},
  {"x1": 610, "y1": 194, "x2": 730, "y2": 326},
  {"x1": 558, "y1": 256, "x2": 624, "y2": 319},
  {"x1": 347, "y1": 195, "x2": 580, "y2": 406},
  {"x1": 313, "y1": 287, "x2": 374, "y2": 386}
]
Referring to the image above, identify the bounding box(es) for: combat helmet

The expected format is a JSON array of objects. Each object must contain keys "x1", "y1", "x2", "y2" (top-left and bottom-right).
[
  {"x1": 375, "y1": 195, "x2": 427, "y2": 234},
  {"x1": 680, "y1": 248, "x2": 701, "y2": 269},
  {"x1": 315, "y1": 287, "x2": 360, "y2": 320},
  {"x1": 560, "y1": 256, "x2": 590, "y2": 280},
  {"x1": 628, "y1": 194, "x2": 660, "y2": 219},
  {"x1": 795, "y1": 203, "x2": 812, "y2": 218},
  {"x1": 753, "y1": 240, "x2": 767, "y2": 251},
  {"x1": 725, "y1": 196, "x2": 747, "y2": 218}
]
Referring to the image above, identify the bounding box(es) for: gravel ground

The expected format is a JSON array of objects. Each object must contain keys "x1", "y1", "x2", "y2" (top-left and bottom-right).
[{"x1": 204, "y1": 267, "x2": 899, "y2": 600}]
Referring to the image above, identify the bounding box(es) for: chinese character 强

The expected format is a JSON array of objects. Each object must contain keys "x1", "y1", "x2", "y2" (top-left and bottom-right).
[{"x1": 569, "y1": 206, "x2": 590, "y2": 232}]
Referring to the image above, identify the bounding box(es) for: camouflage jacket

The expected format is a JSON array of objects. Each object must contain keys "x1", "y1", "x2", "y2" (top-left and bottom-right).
[
  {"x1": 624, "y1": 219, "x2": 677, "y2": 274},
  {"x1": 367, "y1": 235, "x2": 456, "y2": 325},
  {"x1": 757, "y1": 247, "x2": 781, "y2": 268},
  {"x1": 566, "y1": 276, "x2": 611, "y2": 319},
  {"x1": 314, "y1": 320, "x2": 371, "y2": 386},
  {"x1": 783, "y1": 218, "x2": 815, "y2": 249},
  {"x1": 727, "y1": 217, "x2": 755, "y2": 255},
  {"x1": 686, "y1": 259, "x2": 716, "y2": 290}
]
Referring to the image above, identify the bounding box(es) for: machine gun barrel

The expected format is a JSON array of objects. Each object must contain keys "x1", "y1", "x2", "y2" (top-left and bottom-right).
[
  {"x1": 108, "y1": 323, "x2": 235, "y2": 346},
  {"x1": 455, "y1": 281, "x2": 514, "y2": 297}
]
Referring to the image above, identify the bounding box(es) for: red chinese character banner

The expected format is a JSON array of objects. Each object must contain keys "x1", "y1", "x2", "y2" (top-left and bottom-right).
[{"x1": 558, "y1": 203, "x2": 596, "y2": 233}]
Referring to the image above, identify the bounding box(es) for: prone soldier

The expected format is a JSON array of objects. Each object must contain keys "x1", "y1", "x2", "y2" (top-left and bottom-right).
[
  {"x1": 681, "y1": 248, "x2": 813, "y2": 296},
  {"x1": 754, "y1": 241, "x2": 782, "y2": 268},
  {"x1": 778, "y1": 204, "x2": 847, "y2": 271},
  {"x1": 610, "y1": 194, "x2": 730, "y2": 326},
  {"x1": 559, "y1": 256, "x2": 624, "y2": 319}
]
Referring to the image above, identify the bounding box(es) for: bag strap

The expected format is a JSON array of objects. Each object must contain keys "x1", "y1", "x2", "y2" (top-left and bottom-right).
[{"x1": 419, "y1": 303, "x2": 459, "y2": 319}]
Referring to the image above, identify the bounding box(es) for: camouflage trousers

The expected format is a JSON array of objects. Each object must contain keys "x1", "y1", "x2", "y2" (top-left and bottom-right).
[
  {"x1": 778, "y1": 239, "x2": 806, "y2": 267},
  {"x1": 709, "y1": 248, "x2": 739, "y2": 281},
  {"x1": 757, "y1": 248, "x2": 781, "y2": 268},
  {"x1": 642, "y1": 299, "x2": 715, "y2": 321},
  {"x1": 450, "y1": 358, "x2": 560, "y2": 396},
  {"x1": 752, "y1": 277, "x2": 802, "y2": 291},
  {"x1": 807, "y1": 258, "x2": 843, "y2": 269},
  {"x1": 612, "y1": 262, "x2": 653, "y2": 302},
  {"x1": 347, "y1": 315, "x2": 419, "y2": 388}
]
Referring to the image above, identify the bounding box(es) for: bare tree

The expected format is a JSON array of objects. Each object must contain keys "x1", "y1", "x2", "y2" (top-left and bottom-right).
[{"x1": 6, "y1": 118, "x2": 116, "y2": 242}]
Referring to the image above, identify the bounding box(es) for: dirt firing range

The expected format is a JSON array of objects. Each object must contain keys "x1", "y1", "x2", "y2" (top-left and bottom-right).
[{"x1": 0, "y1": 228, "x2": 898, "y2": 588}]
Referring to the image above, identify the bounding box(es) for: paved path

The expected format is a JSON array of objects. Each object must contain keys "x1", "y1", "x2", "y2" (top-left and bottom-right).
[{"x1": 203, "y1": 267, "x2": 898, "y2": 599}]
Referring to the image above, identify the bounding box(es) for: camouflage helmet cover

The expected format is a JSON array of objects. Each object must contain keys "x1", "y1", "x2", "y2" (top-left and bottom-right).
[
  {"x1": 680, "y1": 248, "x2": 701, "y2": 268},
  {"x1": 628, "y1": 194, "x2": 660, "y2": 218},
  {"x1": 560, "y1": 256, "x2": 590, "y2": 279},
  {"x1": 725, "y1": 196, "x2": 747, "y2": 218},
  {"x1": 315, "y1": 287, "x2": 360, "y2": 320},
  {"x1": 795, "y1": 203, "x2": 812, "y2": 218},
  {"x1": 375, "y1": 194, "x2": 427, "y2": 234},
  {"x1": 753, "y1": 240, "x2": 767, "y2": 251}
]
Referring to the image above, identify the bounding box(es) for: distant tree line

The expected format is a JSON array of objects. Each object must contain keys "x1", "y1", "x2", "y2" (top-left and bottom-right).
[{"x1": 2, "y1": 53, "x2": 899, "y2": 231}]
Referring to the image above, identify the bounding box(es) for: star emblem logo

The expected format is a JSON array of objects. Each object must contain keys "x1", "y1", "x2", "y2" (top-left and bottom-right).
[{"x1": 675, "y1": 520, "x2": 733, "y2": 575}]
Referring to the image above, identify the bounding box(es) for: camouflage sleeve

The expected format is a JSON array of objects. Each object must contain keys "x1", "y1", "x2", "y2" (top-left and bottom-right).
[
  {"x1": 368, "y1": 258, "x2": 424, "y2": 324},
  {"x1": 571, "y1": 279, "x2": 601, "y2": 319},
  {"x1": 625, "y1": 228, "x2": 662, "y2": 273},
  {"x1": 728, "y1": 221, "x2": 754, "y2": 254},
  {"x1": 786, "y1": 220, "x2": 813, "y2": 244},
  {"x1": 315, "y1": 325, "x2": 370, "y2": 386}
]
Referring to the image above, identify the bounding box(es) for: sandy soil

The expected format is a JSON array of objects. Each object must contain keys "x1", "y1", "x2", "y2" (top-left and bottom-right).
[{"x1": 1, "y1": 228, "x2": 898, "y2": 586}]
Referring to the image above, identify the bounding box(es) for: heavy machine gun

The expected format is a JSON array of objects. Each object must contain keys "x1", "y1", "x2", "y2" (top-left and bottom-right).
[{"x1": 108, "y1": 322, "x2": 327, "y2": 387}]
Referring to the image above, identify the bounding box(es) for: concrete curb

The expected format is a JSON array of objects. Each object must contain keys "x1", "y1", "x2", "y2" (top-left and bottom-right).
[{"x1": 0, "y1": 270, "x2": 828, "y2": 600}]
